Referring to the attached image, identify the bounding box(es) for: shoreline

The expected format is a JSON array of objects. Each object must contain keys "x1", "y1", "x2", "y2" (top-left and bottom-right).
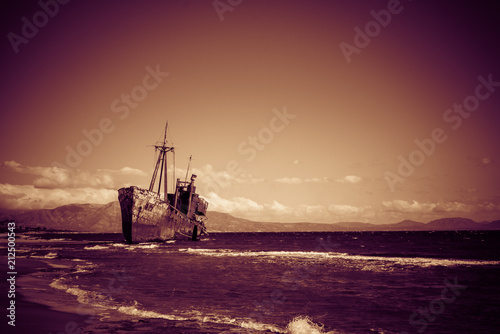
[{"x1": 8, "y1": 257, "x2": 90, "y2": 333}]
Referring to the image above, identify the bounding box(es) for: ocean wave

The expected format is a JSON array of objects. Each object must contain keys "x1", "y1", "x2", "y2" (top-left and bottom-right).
[
  {"x1": 182, "y1": 310, "x2": 283, "y2": 333},
  {"x1": 49, "y1": 277, "x2": 285, "y2": 332},
  {"x1": 29, "y1": 252, "x2": 59, "y2": 259},
  {"x1": 182, "y1": 248, "x2": 500, "y2": 268},
  {"x1": 134, "y1": 244, "x2": 160, "y2": 249},
  {"x1": 47, "y1": 267, "x2": 345, "y2": 334},
  {"x1": 332, "y1": 253, "x2": 500, "y2": 268},
  {"x1": 115, "y1": 304, "x2": 287, "y2": 332},
  {"x1": 19, "y1": 234, "x2": 41, "y2": 240},
  {"x1": 286, "y1": 316, "x2": 343, "y2": 334},
  {"x1": 84, "y1": 245, "x2": 110, "y2": 250},
  {"x1": 83, "y1": 243, "x2": 161, "y2": 251},
  {"x1": 239, "y1": 319, "x2": 283, "y2": 332},
  {"x1": 110, "y1": 243, "x2": 160, "y2": 250},
  {"x1": 73, "y1": 262, "x2": 98, "y2": 274},
  {"x1": 50, "y1": 277, "x2": 123, "y2": 311},
  {"x1": 111, "y1": 243, "x2": 128, "y2": 248},
  {"x1": 117, "y1": 303, "x2": 188, "y2": 321}
]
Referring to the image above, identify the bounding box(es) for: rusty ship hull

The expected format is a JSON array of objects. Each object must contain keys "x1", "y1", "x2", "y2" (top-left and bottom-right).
[
  {"x1": 119, "y1": 186, "x2": 207, "y2": 243},
  {"x1": 117, "y1": 123, "x2": 208, "y2": 244}
]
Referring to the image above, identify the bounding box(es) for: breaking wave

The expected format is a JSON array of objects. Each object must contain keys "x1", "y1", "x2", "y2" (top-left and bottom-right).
[
  {"x1": 117, "y1": 302, "x2": 188, "y2": 321},
  {"x1": 111, "y1": 243, "x2": 160, "y2": 250},
  {"x1": 83, "y1": 243, "x2": 161, "y2": 251},
  {"x1": 84, "y1": 245, "x2": 109, "y2": 250},
  {"x1": 30, "y1": 252, "x2": 59, "y2": 259},
  {"x1": 286, "y1": 316, "x2": 343, "y2": 334},
  {"x1": 182, "y1": 248, "x2": 500, "y2": 268},
  {"x1": 49, "y1": 276, "x2": 286, "y2": 332}
]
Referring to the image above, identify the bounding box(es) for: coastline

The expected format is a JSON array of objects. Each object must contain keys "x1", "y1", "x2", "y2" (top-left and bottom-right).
[
  {"x1": 10, "y1": 257, "x2": 202, "y2": 334},
  {"x1": 8, "y1": 257, "x2": 90, "y2": 334}
]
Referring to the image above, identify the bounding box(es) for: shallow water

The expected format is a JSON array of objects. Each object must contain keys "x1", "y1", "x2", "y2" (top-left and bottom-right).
[{"x1": 10, "y1": 231, "x2": 500, "y2": 333}]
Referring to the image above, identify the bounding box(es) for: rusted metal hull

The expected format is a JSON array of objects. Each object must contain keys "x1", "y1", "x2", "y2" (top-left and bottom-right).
[{"x1": 118, "y1": 186, "x2": 207, "y2": 243}]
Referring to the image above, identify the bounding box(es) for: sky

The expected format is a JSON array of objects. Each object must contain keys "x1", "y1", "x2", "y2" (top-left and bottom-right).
[{"x1": 1, "y1": 0, "x2": 499, "y2": 224}]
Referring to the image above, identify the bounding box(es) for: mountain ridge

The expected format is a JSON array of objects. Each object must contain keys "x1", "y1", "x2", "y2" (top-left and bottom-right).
[{"x1": 1, "y1": 201, "x2": 499, "y2": 233}]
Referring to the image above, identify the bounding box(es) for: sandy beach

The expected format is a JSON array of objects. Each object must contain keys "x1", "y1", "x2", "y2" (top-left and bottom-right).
[
  {"x1": 8, "y1": 257, "x2": 212, "y2": 334},
  {"x1": 5, "y1": 257, "x2": 89, "y2": 334}
]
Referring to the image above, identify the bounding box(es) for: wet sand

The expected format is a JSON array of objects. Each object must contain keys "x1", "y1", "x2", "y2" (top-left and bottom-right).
[
  {"x1": 6, "y1": 257, "x2": 89, "y2": 334},
  {"x1": 8, "y1": 257, "x2": 206, "y2": 334}
]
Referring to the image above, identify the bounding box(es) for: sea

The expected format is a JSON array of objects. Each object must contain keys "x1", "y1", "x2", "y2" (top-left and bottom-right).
[{"x1": 11, "y1": 230, "x2": 500, "y2": 333}]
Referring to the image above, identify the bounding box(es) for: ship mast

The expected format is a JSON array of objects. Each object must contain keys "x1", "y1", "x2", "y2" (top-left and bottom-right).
[
  {"x1": 162, "y1": 122, "x2": 168, "y2": 197},
  {"x1": 148, "y1": 122, "x2": 174, "y2": 201},
  {"x1": 184, "y1": 155, "x2": 192, "y2": 182}
]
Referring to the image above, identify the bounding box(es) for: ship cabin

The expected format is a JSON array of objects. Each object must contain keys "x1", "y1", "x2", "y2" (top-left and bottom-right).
[{"x1": 168, "y1": 174, "x2": 208, "y2": 219}]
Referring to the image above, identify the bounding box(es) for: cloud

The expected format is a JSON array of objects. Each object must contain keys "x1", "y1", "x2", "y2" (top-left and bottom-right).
[
  {"x1": 274, "y1": 177, "x2": 303, "y2": 184},
  {"x1": 298, "y1": 204, "x2": 330, "y2": 220},
  {"x1": 205, "y1": 194, "x2": 500, "y2": 223},
  {"x1": 0, "y1": 183, "x2": 117, "y2": 210},
  {"x1": 335, "y1": 175, "x2": 362, "y2": 184},
  {"x1": 269, "y1": 200, "x2": 289, "y2": 214},
  {"x1": 99, "y1": 167, "x2": 148, "y2": 176},
  {"x1": 381, "y1": 199, "x2": 477, "y2": 214},
  {"x1": 185, "y1": 164, "x2": 264, "y2": 194},
  {"x1": 2, "y1": 161, "x2": 146, "y2": 189},
  {"x1": 305, "y1": 177, "x2": 329, "y2": 183},
  {"x1": 328, "y1": 204, "x2": 361, "y2": 215},
  {"x1": 274, "y1": 177, "x2": 329, "y2": 184},
  {"x1": 382, "y1": 200, "x2": 433, "y2": 213},
  {"x1": 234, "y1": 176, "x2": 266, "y2": 184},
  {"x1": 0, "y1": 161, "x2": 149, "y2": 210},
  {"x1": 188, "y1": 165, "x2": 330, "y2": 189},
  {"x1": 203, "y1": 191, "x2": 370, "y2": 223},
  {"x1": 204, "y1": 192, "x2": 263, "y2": 214}
]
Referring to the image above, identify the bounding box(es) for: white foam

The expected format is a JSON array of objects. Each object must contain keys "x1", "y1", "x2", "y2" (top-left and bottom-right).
[
  {"x1": 50, "y1": 277, "x2": 117, "y2": 311},
  {"x1": 134, "y1": 244, "x2": 159, "y2": 249},
  {"x1": 181, "y1": 310, "x2": 284, "y2": 333},
  {"x1": 286, "y1": 316, "x2": 341, "y2": 334},
  {"x1": 239, "y1": 319, "x2": 283, "y2": 332},
  {"x1": 44, "y1": 252, "x2": 58, "y2": 259},
  {"x1": 333, "y1": 253, "x2": 500, "y2": 268},
  {"x1": 84, "y1": 245, "x2": 110, "y2": 250},
  {"x1": 183, "y1": 248, "x2": 500, "y2": 268},
  {"x1": 74, "y1": 263, "x2": 97, "y2": 274},
  {"x1": 49, "y1": 278, "x2": 69, "y2": 291},
  {"x1": 48, "y1": 275, "x2": 325, "y2": 334},
  {"x1": 110, "y1": 243, "x2": 160, "y2": 251},
  {"x1": 117, "y1": 303, "x2": 187, "y2": 321}
]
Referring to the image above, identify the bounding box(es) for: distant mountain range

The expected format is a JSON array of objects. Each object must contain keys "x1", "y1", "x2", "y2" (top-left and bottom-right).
[
  {"x1": 205, "y1": 212, "x2": 500, "y2": 232},
  {"x1": 1, "y1": 201, "x2": 499, "y2": 233}
]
